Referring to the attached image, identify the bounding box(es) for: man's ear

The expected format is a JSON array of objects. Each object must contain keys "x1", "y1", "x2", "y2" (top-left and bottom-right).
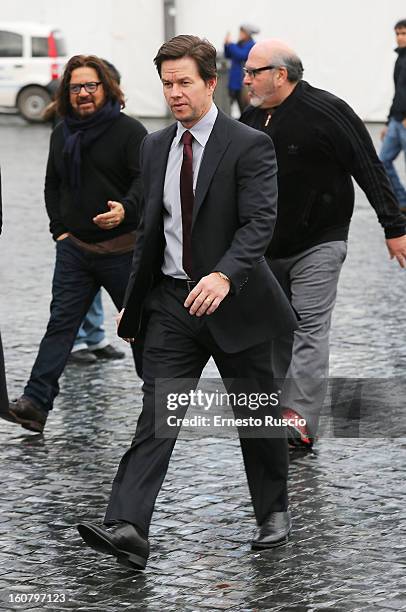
[
  {"x1": 207, "y1": 76, "x2": 217, "y2": 93},
  {"x1": 277, "y1": 67, "x2": 288, "y2": 84}
]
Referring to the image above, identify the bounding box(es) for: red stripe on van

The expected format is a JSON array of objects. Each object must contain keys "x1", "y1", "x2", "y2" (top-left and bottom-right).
[
  {"x1": 48, "y1": 33, "x2": 60, "y2": 79},
  {"x1": 48, "y1": 33, "x2": 57, "y2": 58}
]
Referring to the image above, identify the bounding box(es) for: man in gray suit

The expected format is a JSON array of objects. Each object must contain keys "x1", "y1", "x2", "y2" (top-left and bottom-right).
[{"x1": 78, "y1": 35, "x2": 297, "y2": 570}]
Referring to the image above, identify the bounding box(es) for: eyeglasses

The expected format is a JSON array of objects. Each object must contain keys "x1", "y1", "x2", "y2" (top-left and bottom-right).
[
  {"x1": 68, "y1": 81, "x2": 102, "y2": 94},
  {"x1": 242, "y1": 65, "x2": 279, "y2": 78}
]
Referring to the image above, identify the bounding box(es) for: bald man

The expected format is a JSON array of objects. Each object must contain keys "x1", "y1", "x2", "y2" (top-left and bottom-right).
[{"x1": 240, "y1": 40, "x2": 406, "y2": 448}]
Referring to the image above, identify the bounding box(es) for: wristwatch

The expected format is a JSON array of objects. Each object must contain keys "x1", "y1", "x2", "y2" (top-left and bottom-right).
[{"x1": 216, "y1": 271, "x2": 230, "y2": 283}]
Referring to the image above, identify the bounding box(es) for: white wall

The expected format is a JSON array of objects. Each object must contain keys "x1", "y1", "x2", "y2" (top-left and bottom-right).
[
  {"x1": 0, "y1": 0, "x2": 167, "y2": 116},
  {"x1": 176, "y1": 0, "x2": 405, "y2": 121},
  {"x1": 1, "y1": 0, "x2": 405, "y2": 119},
  {"x1": 110, "y1": 0, "x2": 165, "y2": 117}
]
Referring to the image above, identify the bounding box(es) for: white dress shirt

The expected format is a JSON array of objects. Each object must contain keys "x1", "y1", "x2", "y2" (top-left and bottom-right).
[{"x1": 161, "y1": 103, "x2": 218, "y2": 279}]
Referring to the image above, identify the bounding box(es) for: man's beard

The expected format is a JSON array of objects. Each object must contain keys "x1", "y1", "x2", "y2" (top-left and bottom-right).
[{"x1": 248, "y1": 93, "x2": 265, "y2": 108}]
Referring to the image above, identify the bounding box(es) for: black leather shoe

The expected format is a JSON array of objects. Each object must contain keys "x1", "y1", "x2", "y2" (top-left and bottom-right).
[
  {"x1": 251, "y1": 511, "x2": 292, "y2": 550},
  {"x1": 4, "y1": 396, "x2": 47, "y2": 433},
  {"x1": 92, "y1": 344, "x2": 125, "y2": 360},
  {"x1": 77, "y1": 521, "x2": 149, "y2": 570},
  {"x1": 68, "y1": 348, "x2": 98, "y2": 365}
]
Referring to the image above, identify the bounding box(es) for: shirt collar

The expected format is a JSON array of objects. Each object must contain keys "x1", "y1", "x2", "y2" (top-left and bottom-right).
[{"x1": 173, "y1": 103, "x2": 218, "y2": 147}]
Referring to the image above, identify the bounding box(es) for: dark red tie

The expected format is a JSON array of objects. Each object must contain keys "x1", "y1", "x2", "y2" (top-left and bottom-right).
[{"x1": 180, "y1": 130, "x2": 194, "y2": 279}]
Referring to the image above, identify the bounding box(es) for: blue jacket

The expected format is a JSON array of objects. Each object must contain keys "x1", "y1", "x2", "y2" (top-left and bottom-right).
[{"x1": 224, "y1": 39, "x2": 256, "y2": 91}]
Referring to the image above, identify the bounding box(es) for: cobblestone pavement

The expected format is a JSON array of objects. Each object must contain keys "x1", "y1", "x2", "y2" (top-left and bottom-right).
[{"x1": 0, "y1": 116, "x2": 405, "y2": 611}]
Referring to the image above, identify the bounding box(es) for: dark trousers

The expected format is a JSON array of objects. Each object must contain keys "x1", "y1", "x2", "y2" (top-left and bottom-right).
[
  {"x1": 104, "y1": 280, "x2": 289, "y2": 535},
  {"x1": 24, "y1": 237, "x2": 136, "y2": 411},
  {"x1": 0, "y1": 332, "x2": 8, "y2": 411},
  {"x1": 229, "y1": 88, "x2": 248, "y2": 115}
]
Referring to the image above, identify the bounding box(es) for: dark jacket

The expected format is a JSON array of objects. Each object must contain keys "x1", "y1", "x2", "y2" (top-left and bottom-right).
[
  {"x1": 240, "y1": 80, "x2": 406, "y2": 259},
  {"x1": 0, "y1": 169, "x2": 9, "y2": 410},
  {"x1": 118, "y1": 110, "x2": 298, "y2": 352},
  {"x1": 224, "y1": 39, "x2": 255, "y2": 91},
  {"x1": 0, "y1": 169, "x2": 2, "y2": 235},
  {"x1": 44, "y1": 113, "x2": 147, "y2": 242},
  {"x1": 388, "y1": 46, "x2": 406, "y2": 121}
]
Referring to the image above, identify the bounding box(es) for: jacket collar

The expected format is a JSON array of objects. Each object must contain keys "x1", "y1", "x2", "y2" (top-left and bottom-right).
[{"x1": 151, "y1": 110, "x2": 232, "y2": 228}]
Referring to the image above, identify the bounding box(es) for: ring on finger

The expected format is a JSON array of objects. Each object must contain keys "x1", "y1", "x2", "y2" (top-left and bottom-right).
[{"x1": 205, "y1": 297, "x2": 212, "y2": 303}]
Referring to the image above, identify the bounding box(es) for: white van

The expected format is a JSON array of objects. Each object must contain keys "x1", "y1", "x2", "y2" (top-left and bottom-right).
[{"x1": 0, "y1": 22, "x2": 67, "y2": 122}]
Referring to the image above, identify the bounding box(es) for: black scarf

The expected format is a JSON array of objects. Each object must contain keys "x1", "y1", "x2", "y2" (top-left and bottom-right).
[{"x1": 62, "y1": 100, "x2": 121, "y2": 204}]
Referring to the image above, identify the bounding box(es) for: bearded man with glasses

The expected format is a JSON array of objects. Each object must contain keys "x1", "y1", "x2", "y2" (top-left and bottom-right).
[{"x1": 2, "y1": 55, "x2": 147, "y2": 434}]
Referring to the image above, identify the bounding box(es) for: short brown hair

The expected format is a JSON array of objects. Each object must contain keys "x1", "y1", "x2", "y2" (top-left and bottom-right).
[
  {"x1": 55, "y1": 55, "x2": 125, "y2": 117},
  {"x1": 154, "y1": 35, "x2": 217, "y2": 82}
]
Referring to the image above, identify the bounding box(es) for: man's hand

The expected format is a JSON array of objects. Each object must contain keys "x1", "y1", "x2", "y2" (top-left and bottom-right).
[
  {"x1": 56, "y1": 232, "x2": 70, "y2": 241},
  {"x1": 116, "y1": 308, "x2": 134, "y2": 343},
  {"x1": 386, "y1": 235, "x2": 406, "y2": 268},
  {"x1": 224, "y1": 32, "x2": 232, "y2": 44},
  {"x1": 380, "y1": 126, "x2": 388, "y2": 141},
  {"x1": 184, "y1": 272, "x2": 230, "y2": 316},
  {"x1": 93, "y1": 201, "x2": 125, "y2": 230},
  {"x1": 402, "y1": 118, "x2": 406, "y2": 129}
]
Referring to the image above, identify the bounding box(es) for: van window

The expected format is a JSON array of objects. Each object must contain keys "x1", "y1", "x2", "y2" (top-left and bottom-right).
[
  {"x1": 52, "y1": 32, "x2": 67, "y2": 56},
  {"x1": 0, "y1": 31, "x2": 23, "y2": 57},
  {"x1": 31, "y1": 33, "x2": 66, "y2": 58},
  {"x1": 32, "y1": 36, "x2": 48, "y2": 57}
]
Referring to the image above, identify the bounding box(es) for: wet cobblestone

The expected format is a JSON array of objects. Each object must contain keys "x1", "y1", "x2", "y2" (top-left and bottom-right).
[{"x1": 0, "y1": 116, "x2": 405, "y2": 611}]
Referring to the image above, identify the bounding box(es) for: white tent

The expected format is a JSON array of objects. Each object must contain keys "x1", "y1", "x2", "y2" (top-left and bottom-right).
[{"x1": 1, "y1": 0, "x2": 405, "y2": 119}]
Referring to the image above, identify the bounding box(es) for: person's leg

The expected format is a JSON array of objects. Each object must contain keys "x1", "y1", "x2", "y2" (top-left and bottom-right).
[
  {"x1": 83, "y1": 291, "x2": 109, "y2": 350},
  {"x1": 268, "y1": 258, "x2": 295, "y2": 382},
  {"x1": 271, "y1": 241, "x2": 347, "y2": 439},
  {"x1": 400, "y1": 120, "x2": 406, "y2": 196},
  {"x1": 104, "y1": 282, "x2": 210, "y2": 536},
  {"x1": 91, "y1": 250, "x2": 141, "y2": 366},
  {"x1": 0, "y1": 332, "x2": 9, "y2": 412},
  {"x1": 23, "y1": 239, "x2": 99, "y2": 411},
  {"x1": 213, "y1": 340, "x2": 289, "y2": 527},
  {"x1": 83, "y1": 289, "x2": 125, "y2": 360},
  {"x1": 380, "y1": 119, "x2": 406, "y2": 207},
  {"x1": 236, "y1": 89, "x2": 248, "y2": 114},
  {"x1": 72, "y1": 290, "x2": 106, "y2": 353},
  {"x1": 71, "y1": 321, "x2": 89, "y2": 353}
]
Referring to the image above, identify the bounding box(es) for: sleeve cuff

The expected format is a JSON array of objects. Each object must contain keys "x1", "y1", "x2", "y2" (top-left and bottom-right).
[{"x1": 384, "y1": 225, "x2": 406, "y2": 239}]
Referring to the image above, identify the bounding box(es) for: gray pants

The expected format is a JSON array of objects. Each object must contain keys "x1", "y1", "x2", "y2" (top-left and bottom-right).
[{"x1": 270, "y1": 241, "x2": 347, "y2": 436}]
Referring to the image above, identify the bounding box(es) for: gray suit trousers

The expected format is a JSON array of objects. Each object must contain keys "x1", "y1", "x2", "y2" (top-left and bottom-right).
[{"x1": 270, "y1": 241, "x2": 347, "y2": 436}]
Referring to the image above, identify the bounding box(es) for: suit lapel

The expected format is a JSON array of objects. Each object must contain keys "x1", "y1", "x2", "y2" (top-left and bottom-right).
[
  {"x1": 146, "y1": 123, "x2": 177, "y2": 219},
  {"x1": 192, "y1": 111, "x2": 231, "y2": 228}
]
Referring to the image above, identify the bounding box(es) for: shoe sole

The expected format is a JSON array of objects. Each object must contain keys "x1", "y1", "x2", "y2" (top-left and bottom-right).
[
  {"x1": 68, "y1": 359, "x2": 97, "y2": 365},
  {"x1": 286, "y1": 424, "x2": 313, "y2": 449},
  {"x1": 251, "y1": 532, "x2": 291, "y2": 551},
  {"x1": 93, "y1": 354, "x2": 125, "y2": 360},
  {"x1": 77, "y1": 524, "x2": 147, "y2": 570},
  {"x1": 7, "y1": 409, "x2": 44, "y2": 433},
  {"x1": 0, "y1": 411, "x2": 16, "y2": 424}
]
